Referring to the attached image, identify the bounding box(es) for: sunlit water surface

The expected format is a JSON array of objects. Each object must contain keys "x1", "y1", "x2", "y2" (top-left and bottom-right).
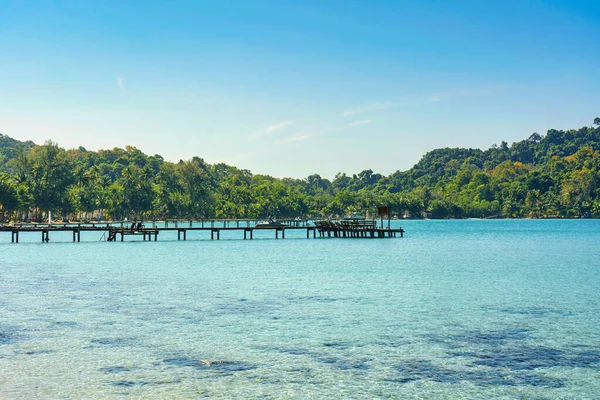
[{"x1": 1, "y1": 220, "x2": 599, "y2": 399}]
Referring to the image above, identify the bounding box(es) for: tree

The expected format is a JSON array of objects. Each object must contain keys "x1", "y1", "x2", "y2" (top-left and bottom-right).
[
  {"x1": 154, "y1": 163, "x2": 181, "y2": 218},
  {"x1": 119, "y1": 165, "x2": 155, "y2": 219},
  {"x1": 177, "y1": 160, "x2": 213, "y2": 218},
  {"x1": 0, "y1": 173, "x2": 20, "y2": 221},
  {"x1": 17, "y1": 141, "x2": 74, "y2": 219},
  {"x1": 528, "y1": 132, "x2": 543, "y2": 142}
]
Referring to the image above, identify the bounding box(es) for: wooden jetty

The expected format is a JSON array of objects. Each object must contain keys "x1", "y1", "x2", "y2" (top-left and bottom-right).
[
  {"x1": 106, "y1": 228, "x2": 159, "y2": 242},
  {"x1": 0, "y1": 217, "x2": 404, "y2": 243},
  {"x1": 314, "y1": 219, "x2": 404, "y2": 238}
]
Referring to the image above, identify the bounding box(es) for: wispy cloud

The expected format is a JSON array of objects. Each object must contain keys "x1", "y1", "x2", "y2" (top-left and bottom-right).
[
  {"x1": 250, "y1": 120, "x2": 293, "y2": 139},
  {"x1": 342, "y1": 85, "x2": 509, "y2": 116},
  {"x1": 117, "y1": 76, "x2": 127, "y2": 93},
  {"x1": 281, "y1": 133, "x2": 311, "y2": 143},
  {"x1": 427, "y1": 91, "x2": 466, "y2": 103},
  {"x1": 427, "y1": 86, "x2": 506, "y2": 103},
  {"x1": 345, "y1": 119, "x2": 372, "y2": 128},
  {"x1": 300, "y1": 119, "x2": 374, "y2": 140}
]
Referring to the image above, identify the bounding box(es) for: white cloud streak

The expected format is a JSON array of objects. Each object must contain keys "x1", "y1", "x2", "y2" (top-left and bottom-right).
[
  {"x1": 345, "y1": 119, "x2": 372, "y2": 128},
  {"x1": 298, "y1": 119, "x2": 373, "y2": 141},
  {"x1": 251, "y1": 120, "x2": 293, "y2": 139},
  {"x1": 117, "y1": 77, "x2": 127, "y2": 93},
  {"x1": 427, "y1": 86, "x2": 505, "y2": 103},
  {"x1": 342, "y1": 85, "x2": 509, "y2": 116}
]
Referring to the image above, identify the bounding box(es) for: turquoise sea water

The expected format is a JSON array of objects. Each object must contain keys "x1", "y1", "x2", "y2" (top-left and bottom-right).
[{"x1": 1, "y1": 220, "x2": 599, "y2": 399}]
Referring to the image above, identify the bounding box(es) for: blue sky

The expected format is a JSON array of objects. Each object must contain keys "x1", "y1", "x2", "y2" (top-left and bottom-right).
[{"x1": 1, "y1": 0, "x2": 599, "y2": 178}]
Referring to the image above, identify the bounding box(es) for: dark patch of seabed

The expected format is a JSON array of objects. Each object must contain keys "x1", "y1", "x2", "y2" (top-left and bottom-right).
[{"x1": 385, "y1": 328, "x2": 600, "y2": 388}]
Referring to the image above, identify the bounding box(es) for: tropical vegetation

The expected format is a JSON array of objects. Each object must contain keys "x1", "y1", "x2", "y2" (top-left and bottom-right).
[{"x1": 1, "y1": 117, "x2": 600, "y2": 222}]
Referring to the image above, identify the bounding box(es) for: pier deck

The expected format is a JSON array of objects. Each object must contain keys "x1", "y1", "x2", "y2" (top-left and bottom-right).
[{"x1": 0, "y1": 219, "x2": 404, "y2": 243}]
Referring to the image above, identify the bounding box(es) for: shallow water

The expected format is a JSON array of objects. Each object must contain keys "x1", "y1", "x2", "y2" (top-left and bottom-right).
[{"x1": 1, "y1": 220, "x2": 599, "y2": 398}]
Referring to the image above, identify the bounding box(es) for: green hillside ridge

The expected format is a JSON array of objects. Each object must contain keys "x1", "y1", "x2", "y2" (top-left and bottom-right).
[
  {"x1": 1, "y1": 117, "x2": 600, "y2": 222},
  {"x1": 0, "y1": 133, "x2": 36, "y2": 166}
]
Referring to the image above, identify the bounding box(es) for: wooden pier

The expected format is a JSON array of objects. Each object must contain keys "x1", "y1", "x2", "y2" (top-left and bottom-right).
[
  {"x1": 106, "y1": 228, "x2": 159, "y2": 242},
  {"x1": 0, "y1": 218, "x2": 404, "y2": 243},
  {"x1": 314, "y1": 220, "x2": 404, "y2": 238}
]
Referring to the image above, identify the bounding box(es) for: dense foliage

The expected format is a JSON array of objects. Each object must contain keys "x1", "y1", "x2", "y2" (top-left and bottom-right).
[{"x1": 1, "y1": 117, "x2": 600, "y2": 221}]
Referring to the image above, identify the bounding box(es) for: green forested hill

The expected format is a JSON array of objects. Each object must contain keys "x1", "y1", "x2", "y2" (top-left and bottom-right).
[
  {"x1": 0, "y1": 134, "x2": 35, "y2": 168},
  {"x1": 1, "y1": 118, "x2": 600, "y2": 221}
]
